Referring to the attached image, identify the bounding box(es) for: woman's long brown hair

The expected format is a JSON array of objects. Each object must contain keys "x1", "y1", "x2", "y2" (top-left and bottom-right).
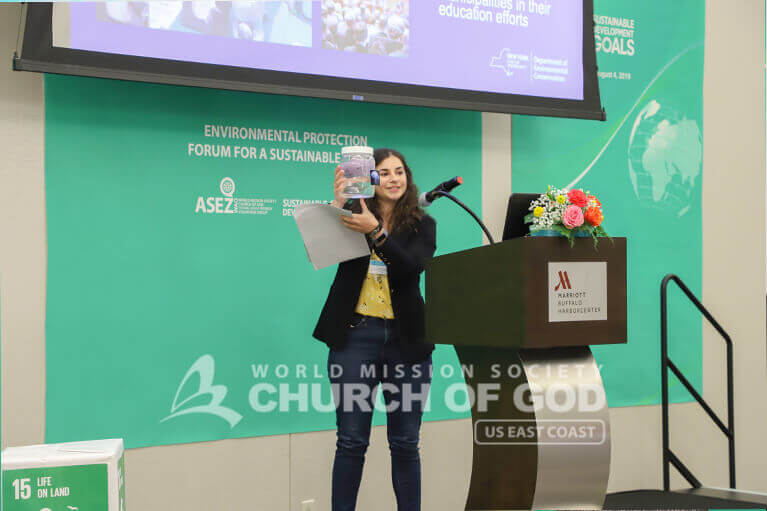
[{"x1": 367, "y1": 148, "x2": 424, "y2": 235}]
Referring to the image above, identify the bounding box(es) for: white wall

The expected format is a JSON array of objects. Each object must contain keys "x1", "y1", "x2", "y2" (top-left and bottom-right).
[
  {"x1": 699, "y1": 0, "x2": 767, "y2": 491},
  {"x1": 0, "y1": 5, "x2": 46, "y2": 449},
  {"x1": 2, "y1": 1, "x2": 766, "y2": 509},
  {"x1": 608, "y1": 0, "x2": 767, "y2": 494}
]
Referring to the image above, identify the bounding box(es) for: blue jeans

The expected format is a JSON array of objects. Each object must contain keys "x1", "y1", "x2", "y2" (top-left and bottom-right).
[{"x1": 328, "y1": 314, "x2": 433, "y2": 511}]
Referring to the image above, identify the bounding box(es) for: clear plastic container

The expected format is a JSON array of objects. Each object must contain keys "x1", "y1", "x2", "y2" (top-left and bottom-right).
[{"x1": 340, "y1": 146, "x2": 376, "y2": 199}]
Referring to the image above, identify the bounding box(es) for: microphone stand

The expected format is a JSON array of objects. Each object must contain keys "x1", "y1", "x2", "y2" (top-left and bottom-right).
[{"x1": 433, "y1": 190, "x2": 496, "y2": 245}]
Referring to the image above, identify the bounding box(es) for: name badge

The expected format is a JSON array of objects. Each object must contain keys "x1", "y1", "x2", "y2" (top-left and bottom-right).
[{"x1": 368, "y1": 259, "x2": 387, "y2": 276}]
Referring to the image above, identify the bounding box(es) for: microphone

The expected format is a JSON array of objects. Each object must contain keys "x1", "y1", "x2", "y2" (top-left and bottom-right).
[{"x1": 419, "y1": 176, "x2": 463, "y2": 207}]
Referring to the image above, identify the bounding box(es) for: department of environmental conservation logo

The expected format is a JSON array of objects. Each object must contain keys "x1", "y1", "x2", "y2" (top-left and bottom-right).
[{"x1": 490, "y1": 48, "x2": 526, "y2": 77}]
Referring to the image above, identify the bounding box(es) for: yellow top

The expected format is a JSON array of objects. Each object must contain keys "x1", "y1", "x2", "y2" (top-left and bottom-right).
[{"x1": 355, "y1": 251, "x2": 395, "y2": 319}]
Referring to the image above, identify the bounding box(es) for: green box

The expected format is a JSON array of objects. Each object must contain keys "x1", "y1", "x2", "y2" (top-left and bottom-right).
[{"x1": 2, "y1": 439, "x2": 125, "y2": 511}]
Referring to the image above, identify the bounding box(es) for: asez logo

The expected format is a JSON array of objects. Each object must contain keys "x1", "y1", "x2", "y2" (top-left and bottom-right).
[
  {"x1": 194, "y1": 177, "x2": 236, "y2": 214},
  {"x1": 161, "y1": 354, "x2": 243, "y2": 428},
  {"x1": 554, "y1": 270, "x2": 572, "y2": 291}
]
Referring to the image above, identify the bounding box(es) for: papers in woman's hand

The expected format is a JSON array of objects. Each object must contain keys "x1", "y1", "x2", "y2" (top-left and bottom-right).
[{"x1": 294, "y1": 203, "x2": 370, "y2": 270}]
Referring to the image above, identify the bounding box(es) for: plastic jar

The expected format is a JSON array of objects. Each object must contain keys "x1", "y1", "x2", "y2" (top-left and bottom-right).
[{"x1": 340, "y1": 146, "x2": 377, "y2": 199}]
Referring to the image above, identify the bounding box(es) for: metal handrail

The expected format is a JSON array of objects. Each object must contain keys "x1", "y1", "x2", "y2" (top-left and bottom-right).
[{"x1": 661, "y1": 274, "x2": 735, "y2": 491}]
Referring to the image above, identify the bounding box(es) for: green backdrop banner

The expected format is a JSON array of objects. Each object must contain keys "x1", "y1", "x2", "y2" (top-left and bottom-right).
[
  {"x1": 45, "y1": 0, "x2": 706, "y2": 446},
  {"x1": 513, "y1": 0, "x2": 705, "y2": 406},
  {"x1": 44, "y1": 75, "x2": 480, "y2": 448}
]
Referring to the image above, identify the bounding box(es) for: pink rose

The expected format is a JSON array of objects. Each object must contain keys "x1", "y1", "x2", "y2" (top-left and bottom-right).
[
  {"x1": 567, "y1": 189, "x2": 589, "y2": 208},
  {"x1": 562, "y1": 205, "x2": 584, "y2": 229}
]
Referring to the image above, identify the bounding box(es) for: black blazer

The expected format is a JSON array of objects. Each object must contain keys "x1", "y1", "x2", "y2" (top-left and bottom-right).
[{"x1": 313, "y1": 214, "x2": 437, "y2": 362}]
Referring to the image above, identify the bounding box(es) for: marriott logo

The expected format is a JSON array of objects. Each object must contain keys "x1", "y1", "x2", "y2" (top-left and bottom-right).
[{"x1": 554, "y1": 271, "x2": 572, "y2": 291}]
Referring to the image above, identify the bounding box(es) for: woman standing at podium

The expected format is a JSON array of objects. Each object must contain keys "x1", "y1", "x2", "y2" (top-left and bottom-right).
[{"x1": 313, "y1": 148, "x2": 436, "y2": 511}]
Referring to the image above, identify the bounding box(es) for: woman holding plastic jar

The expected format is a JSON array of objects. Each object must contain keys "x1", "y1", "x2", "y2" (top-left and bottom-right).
[{"x1": 313, "y1": 148, "x2": 436, "y2": 511}]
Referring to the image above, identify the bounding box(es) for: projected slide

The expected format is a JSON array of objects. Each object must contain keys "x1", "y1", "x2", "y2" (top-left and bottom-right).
[{"x1": 62, "y1": 0, "x2": 584, "y2": 100}]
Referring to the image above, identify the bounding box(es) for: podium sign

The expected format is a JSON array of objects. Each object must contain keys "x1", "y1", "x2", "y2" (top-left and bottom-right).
[{"x1": 548, "y1": 261, "x2": 608, "y2": 322}]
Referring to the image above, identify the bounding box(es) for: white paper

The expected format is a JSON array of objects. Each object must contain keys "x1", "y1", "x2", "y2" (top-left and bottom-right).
[{"x1": 294, "y1": 203, "x2": 370, "y2": 270}]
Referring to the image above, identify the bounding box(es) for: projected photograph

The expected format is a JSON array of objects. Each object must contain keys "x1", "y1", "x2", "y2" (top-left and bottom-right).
[
  {"x1": 99, "y1": 1, "x2": 313, "y2": 47},
  {"x1": 322, "y1": 0, "x2": 409, "y2": 57},
  {"x1": 64, "y1": 0, "x2": 584, "y2": 101}
]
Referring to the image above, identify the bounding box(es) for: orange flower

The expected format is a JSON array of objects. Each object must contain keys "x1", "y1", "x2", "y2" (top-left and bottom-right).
[
  {"x1": 584, "y1": 206, "x2": 603, "y2": 227},
  {"x1": 588, "y1": 195, "x2": 602, "y2": 208}
]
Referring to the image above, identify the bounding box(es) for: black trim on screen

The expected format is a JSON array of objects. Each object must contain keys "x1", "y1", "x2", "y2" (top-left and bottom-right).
[{"x1": 15, "y1": 2, "x2": 605, "y2": 121}]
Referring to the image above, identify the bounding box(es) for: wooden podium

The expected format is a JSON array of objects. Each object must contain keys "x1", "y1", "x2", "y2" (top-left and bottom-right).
[{"x1": 425, "y1": 236, "x2": 627, "y2": 510}]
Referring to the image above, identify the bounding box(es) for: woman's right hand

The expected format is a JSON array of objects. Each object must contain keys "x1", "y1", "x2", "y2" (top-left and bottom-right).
[{"x1": 332, "y1": 165, "x2": 345, "y2": 207}]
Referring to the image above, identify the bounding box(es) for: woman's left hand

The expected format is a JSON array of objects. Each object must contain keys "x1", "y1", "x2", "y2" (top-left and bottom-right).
[{"x1": 340, "y1": 198, "x2": 380, "y2": 234}]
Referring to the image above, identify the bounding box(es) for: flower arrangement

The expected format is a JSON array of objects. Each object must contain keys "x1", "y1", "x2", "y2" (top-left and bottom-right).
[{"x1": 524, "y1": 186, "x2": 610, "y2": 246}]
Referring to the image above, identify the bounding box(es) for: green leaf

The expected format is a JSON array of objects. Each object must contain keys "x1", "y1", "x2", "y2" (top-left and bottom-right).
[
  {"x1": 523, "y1": 212, "x2": 535, "y2": 223},
  {"x1": 594, "y1": 225, "x2": 615, "y2": 244},
  {"x1": 552, "y1": 224, "x2": 572, "y2": 238}
]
